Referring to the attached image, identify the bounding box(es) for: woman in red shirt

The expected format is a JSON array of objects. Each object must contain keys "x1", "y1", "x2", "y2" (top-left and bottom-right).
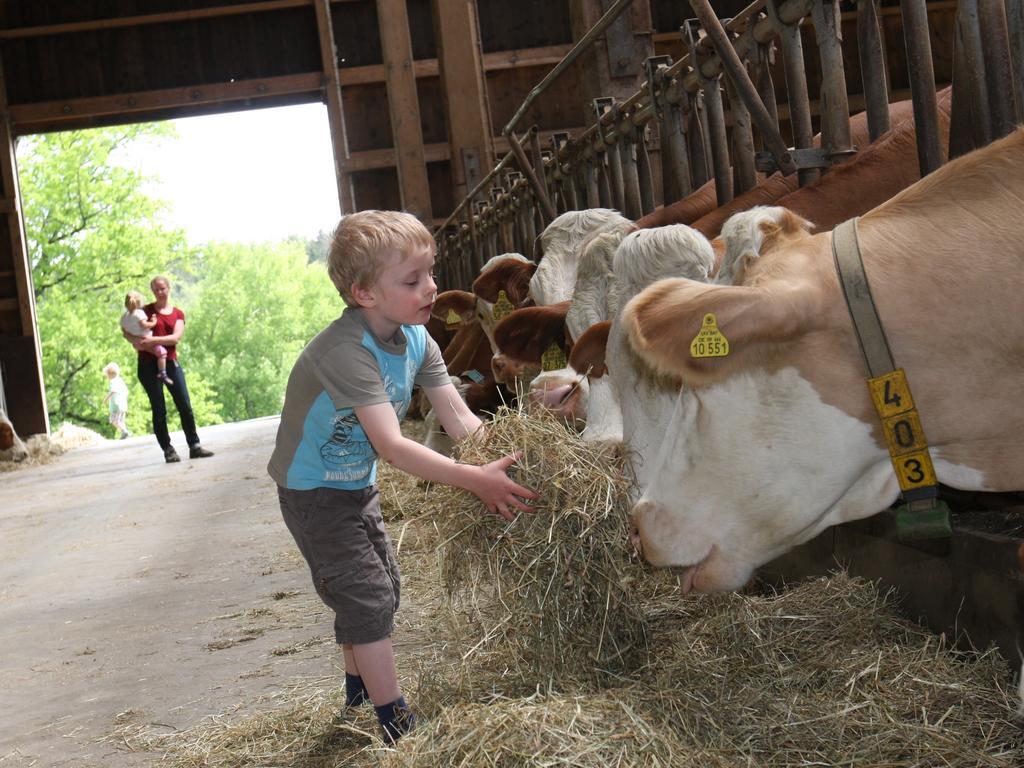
[{"x1": 134, "y1": 275, "x2": 214, "y2": 463}]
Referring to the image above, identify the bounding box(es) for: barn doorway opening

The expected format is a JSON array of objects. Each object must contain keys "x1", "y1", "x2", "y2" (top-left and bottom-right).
[{"x1": 15, "y1": 103, "x2": 344, "y2": 442}]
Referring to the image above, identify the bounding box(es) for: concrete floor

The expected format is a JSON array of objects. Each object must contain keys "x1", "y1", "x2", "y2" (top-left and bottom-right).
[{"x1": 0, "y1": 417, "x2": 340, "y2": 767}]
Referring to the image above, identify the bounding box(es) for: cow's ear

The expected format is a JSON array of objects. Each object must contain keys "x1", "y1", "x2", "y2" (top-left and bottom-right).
[
  {"x1": 509, "y1": 263, "x2": 537, "y2": 306},
  {"x1": 623, "y1": 276, "x2": 821, "y2": 385},
  {"x1": 570, "y1": 321, "x2": 611, "y2": 378}
]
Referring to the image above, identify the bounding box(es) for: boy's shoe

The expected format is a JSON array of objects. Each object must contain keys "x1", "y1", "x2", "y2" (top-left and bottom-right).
[
  {"x1": 189, "y1": 446, "x2": 214, "y2": 459},
  {"x1": 158, "y1": 372, "x2": 174, "y2": 386},
  {"x1": 120, "y1": 430, "x2": 131, "y2": 440},
  {"x1": 376, "y1": 698, "x2": 417, "y2": 744},
  {"x1": 164, "y1": 447, "x2": 181, "y2": 463}
]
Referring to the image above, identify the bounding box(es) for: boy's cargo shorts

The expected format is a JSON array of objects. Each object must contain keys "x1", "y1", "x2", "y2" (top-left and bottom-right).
[{"x1": 277, "y1": 485, "x2": 400, "y2": 645}]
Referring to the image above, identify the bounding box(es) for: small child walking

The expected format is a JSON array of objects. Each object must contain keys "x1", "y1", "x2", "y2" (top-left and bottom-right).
[
  {"x1": 102, "y1": 362, "x2": 131, "y2": 439},
  {"x1": 121, "y1": 290, "x2": 173, "y2": 385}
]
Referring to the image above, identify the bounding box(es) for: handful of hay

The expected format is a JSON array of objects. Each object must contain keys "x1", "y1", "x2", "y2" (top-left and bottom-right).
[{"x1": 428, "y1": 406, "x2": 647, "y2": 681}]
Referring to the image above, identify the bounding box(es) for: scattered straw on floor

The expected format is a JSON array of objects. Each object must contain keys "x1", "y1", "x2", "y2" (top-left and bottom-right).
[
  {"x1": 375, "y1": 692, "x2": 712, "y2": 768},
  {"x1": 110, "y1": 684, "x2": 380, "y2": 768},
  {"x1": 631, "y1": 573, "x2": 1023, "y2": 767},
  {"x1": 108, "y1": 414, "x2": 1024, "y2": 767}
]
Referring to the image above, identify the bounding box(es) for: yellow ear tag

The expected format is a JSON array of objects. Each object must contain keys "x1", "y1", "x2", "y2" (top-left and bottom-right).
[
  {"x1": 541, "y1": 342, "x2": 568, "y2": 371},
  {"x1": 690, "y1": 313, "x2": 730, "y2": 358},
  {"x1": 493, "y1": 290, "x2": 514, "y2": 322},
  {"x1": 445, "y1": 308, "x2": 462, "y2": 330}
]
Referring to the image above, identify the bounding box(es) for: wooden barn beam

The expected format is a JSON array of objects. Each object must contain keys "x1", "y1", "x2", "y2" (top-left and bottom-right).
[
  {"x1": 9, "y1": 73, "x2": 322, "y2": 134},
  {"x1": 0, "y1": 0, "x2": 369, "y2": 40},
  {"x1": 339, "y1": 128, "x2": 586, "y2": 173},
  {"x1": 313, "y1": 0, "x2": 355, "y2": 214},
  {"x1": 433, "y1": 0, "x2": 495, "y2": 198},
  {"x1": 338, "y1": 44, "x2": 573, "y2": 86},
  {"x1": 0, "y1": 59, "x2": 49, "y2": 437},
  {"x1": 376, "y1": 0, "x2": 433, "y2": 221}
]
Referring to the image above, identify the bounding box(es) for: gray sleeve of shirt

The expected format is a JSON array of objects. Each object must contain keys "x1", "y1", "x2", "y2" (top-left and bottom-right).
[
  {"x1": 313, "y1": 341, "x2": 390, "y2": 408},
  {"x1": 415, "y1": 335, "x2": 454, "y2": 388}
]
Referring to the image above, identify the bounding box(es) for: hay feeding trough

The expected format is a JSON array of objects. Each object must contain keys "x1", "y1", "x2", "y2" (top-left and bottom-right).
[{"x1": 423, "y1": 405, "x2": 648, "y2": 681}]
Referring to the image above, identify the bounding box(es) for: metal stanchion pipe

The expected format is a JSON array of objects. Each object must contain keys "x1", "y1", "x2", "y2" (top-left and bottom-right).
[
  {"x1": 704, "y1": 79, "x2": 733, "y2": 205},
  {"x1": 584, "y1": 158, "x2": 601, "y2": 207},
  {"x1": 619, "y1": 133, "x2": 643, "y2": 219},
  {"x1": 529, "y1": 128, "x2": 550, "y2": 203},
  {"x1": 951, "y1": 0, "x2": 991, "y2": 156},
  {"x1": 690, "y1": 91, "x2": 712, "y2": 188},
  {"x1": 507, "y1": 129, "x2": 557, "y2": 223},
  {"x1": 856, "y1": 0, "x2": 892, "y2": 142},
  {"x1": 766, "y1": 0, "x2": 817, "y2": 185},
  {"x1": 660, "y1": 101, "x2": 693, "y2": 201},
  {"x1": 753, "y1": 40, "x2": 780, "y2": 128},
  {"x1": 636, "y1": 127, "x2": 656, "y2": 214},
  {"x1": 605, "y1": 141, "x2": 627, "y2": 212},
  {"x1": 899, "y1": 0, "x2": 943, "y2": 174},
  {"x1": 597, "y1": 153, "x2": 613, "y2": 207},
  {"x1": 725, "y1": 77, "x2": 757, "y2": 193},
  {"x1": 1008, "y1": 0, "x2": 1024, "y2": 124},
  {"x1": 810, "y1": 0, "x2": 853, "y2": 159},
  {"x1": 977, "y1": 0, "x2": 1017, "y2": 139},
  {"x1": 687, "y1": 0, "x2": 797, "y2": 176}
]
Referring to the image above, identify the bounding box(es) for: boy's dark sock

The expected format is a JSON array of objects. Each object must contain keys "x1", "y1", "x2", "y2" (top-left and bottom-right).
[
  {"x1": 345, "y1": 673, "x2": 368, "y2": 707},
  {"x1": 374, "y1": 696, "x2": 416, "y2": 743}
]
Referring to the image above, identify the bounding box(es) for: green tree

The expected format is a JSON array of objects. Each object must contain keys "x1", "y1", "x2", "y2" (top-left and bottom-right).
[
  {"x1": 18, "y1": 124, "x2": 195, "y2": 434},
  {"x1": 183, "y1": 240, "x2": 342, "y2": 422}
]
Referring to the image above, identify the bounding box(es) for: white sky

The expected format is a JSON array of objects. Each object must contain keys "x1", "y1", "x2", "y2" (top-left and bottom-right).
[{"x1": 114, "y1": 103, "x2": 341, "y2": 245}]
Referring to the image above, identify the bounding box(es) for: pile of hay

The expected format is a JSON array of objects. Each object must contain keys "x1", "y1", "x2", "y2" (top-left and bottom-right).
[
  {"x1": 631, "y1": 573, "x2": 1023, "y2": 765},
  {"x1": 425, "y1": 406, "x2": 648, "y2": 680},
  {"x1": 0, "y1": 420, "x2": 105, "y2": 472}
]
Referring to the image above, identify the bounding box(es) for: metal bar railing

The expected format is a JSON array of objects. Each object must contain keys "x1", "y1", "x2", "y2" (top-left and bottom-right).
[{"x1": 436, "y1": 0, "x2": 1018, "y2": 290}]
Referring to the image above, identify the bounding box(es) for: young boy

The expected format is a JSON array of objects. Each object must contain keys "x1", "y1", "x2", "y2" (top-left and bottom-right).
[{"x1": 267, "y1": 210, "x2": 537, "y2": 743}]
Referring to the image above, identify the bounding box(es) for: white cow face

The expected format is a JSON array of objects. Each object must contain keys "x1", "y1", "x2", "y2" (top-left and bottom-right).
[{"x1": 627, "y1": 368, "x2": 898, "y2": 593}]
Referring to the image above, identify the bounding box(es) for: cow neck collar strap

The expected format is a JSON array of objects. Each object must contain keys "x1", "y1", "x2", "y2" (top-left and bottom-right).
[{"x1": 831, "y1": 217, "x2": 950, "y2": 540}]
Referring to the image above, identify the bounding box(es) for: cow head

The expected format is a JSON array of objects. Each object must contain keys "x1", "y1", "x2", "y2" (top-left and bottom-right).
[
  {"x1": 532, "y1": 209, "x2": 632, "y2": 306},
  {"x1": 472, "y1": 253, "x2": 535, "y2": 352},
  {"x1": 620, "y1": 207, "x2": 903, "y2": 593},
  {"x1": 491, "y1": 301, "x2": 571, "y2": 388},
  {"x1": 430, "y1": 290, "x2": 478, "y2": 349}
]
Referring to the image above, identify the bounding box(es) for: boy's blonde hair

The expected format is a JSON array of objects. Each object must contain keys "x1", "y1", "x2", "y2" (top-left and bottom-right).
[
  {"x1": 327, "y1": 210, "x2": 434, "y2": 305},
  {"x1": 103, "y1": 362, "x2": 120, "y2": 377},
  {"x1": 124, "y1": 290, "x2": 146, "y2": 312}
]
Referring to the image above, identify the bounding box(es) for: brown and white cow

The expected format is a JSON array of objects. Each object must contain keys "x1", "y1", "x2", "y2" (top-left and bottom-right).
[{"x1": 621, "y1": 128, "x2": 1024, "y2": 594}]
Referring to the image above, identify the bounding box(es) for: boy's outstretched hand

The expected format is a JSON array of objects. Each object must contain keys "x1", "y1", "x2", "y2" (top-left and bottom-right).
[{"x1": 469, "y1": 453, "x2": 539, "y2": 521}]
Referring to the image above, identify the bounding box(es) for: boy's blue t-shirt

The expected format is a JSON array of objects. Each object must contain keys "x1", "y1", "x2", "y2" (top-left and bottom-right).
[{"x1": 268, "y1": 306, "x2": 450, "y2": 491}]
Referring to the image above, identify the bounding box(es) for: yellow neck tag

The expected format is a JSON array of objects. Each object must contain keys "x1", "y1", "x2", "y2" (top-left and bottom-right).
[
  {"x1": 541, "y1": 342, "x2": 568, "y2": 371},
  {"x1": 493, "y1": 290, "x2": 514, "y2": 322},
  {"x1": 690, "y1": 313, "x2": 730, "y2": 358},
  {"x1": 445, "y1": 308, "x2": 462, "y2": 330}
]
